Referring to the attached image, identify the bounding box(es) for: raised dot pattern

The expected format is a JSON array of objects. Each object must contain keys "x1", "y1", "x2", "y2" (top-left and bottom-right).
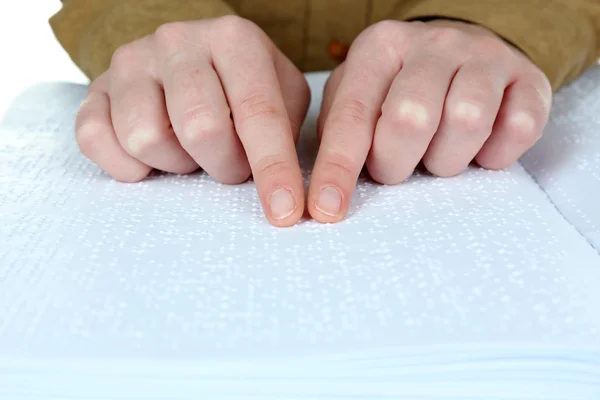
[{"x1": 0, "y1": 74, "x2": 599, "y2": 363}]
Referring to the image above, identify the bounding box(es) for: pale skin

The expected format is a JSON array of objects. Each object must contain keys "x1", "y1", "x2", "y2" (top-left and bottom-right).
[{"x1": 75, "y1": 16, "x2": 553, "y2": 227}]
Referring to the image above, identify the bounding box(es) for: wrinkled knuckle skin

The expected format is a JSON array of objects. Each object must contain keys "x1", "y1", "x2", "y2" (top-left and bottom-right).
[
  {"x1": 180, "y1": 108, "x2": 225, "y2": 146},
  {"x1": 321, "y1": 149, "x2": 358, "y2": 179},
  {"x1": 329, "y1": 98, "x2": 371, "y2": 127},
  {"x1": 446, "y1": 101, "x2": 486, "y2": 134},
  {"x1": 239, "y1": 92, "x2": 281, "y2": 122},
  {"x1": 254, "y1": 156, "x2": 290, "y2": 179},
  {"x1": 382, "y1": 98, "x2": 434, "y2": 137}
]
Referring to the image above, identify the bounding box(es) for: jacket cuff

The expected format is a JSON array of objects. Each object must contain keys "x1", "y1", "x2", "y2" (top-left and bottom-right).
[
  {"x1": 393, "y1": 0, "x2": 598, "y2": 91},
  {"x1": 50, "y1": 0, "x2": 235, "y2": 80}
]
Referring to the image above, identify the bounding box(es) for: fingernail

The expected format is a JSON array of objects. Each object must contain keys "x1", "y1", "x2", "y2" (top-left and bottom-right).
[
  {"x1": 269, "y1": 188, "x2": 297, "y2": 220},
  {"x1": 316, "y1": 186, "x2": 342, "y2": 216}
]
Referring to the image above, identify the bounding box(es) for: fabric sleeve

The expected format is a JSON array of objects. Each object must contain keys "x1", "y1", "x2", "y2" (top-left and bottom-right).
[
  {"x1": 392, "y1": 0, "x2": 600, "y2": 91},
  {"x1": 49, "y1": 0, "x2": 236, "y2": 80}
]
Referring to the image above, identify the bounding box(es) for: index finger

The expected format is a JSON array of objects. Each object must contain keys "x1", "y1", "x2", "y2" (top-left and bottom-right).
[
  {"x1": 307, "y1": 23, "x2": 403, "y2": 222},
  {"x1": 210, "y1": 17, "x2": 304, "y2": 227}
]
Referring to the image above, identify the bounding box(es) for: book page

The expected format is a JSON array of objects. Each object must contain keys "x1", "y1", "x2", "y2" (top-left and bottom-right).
[
  {"x1": 1, "y1": 75, "x2": 599, "y2": 366},
  {"x1": 521, "y1": 64, "x2": 600, "y2": 250}
]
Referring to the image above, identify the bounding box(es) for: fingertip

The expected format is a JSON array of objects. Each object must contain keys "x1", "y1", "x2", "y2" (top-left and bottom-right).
[
  {"x1": 475, "y1": 145, "x2": 518, "y2": 171},
  {"x1": 213, "y1": 168, "x2": 252, "y2": 185},
  {"x1": 111, "y1": 167, "x2": 152, "y2": 183},
  {"x1": 306, "y1": 151, "x2": 362, "y2": 223},
  {"x1": 422, "y1": 158, "x2": 467, "y2": 178},
  {"x1": 265, "y1": 186, "x2": 305, "y2": 227},
  {"x1": 308, "y1": 183, "x2": 347, "y2": 223},
  {"x1": 365, "y1": 157, "x2": 414, "y2": 185},
  {"x1": 269, "y1": 187, "x2": 297, "y2": 219},
  {"x1": 475, "y1": 154, "x2": 511, "y2": 171}
]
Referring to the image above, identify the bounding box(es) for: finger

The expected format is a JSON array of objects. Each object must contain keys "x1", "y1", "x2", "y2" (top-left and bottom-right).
[
  {"x1": 156, "y1": 31, "x2": 251, "y2": 185},
  {"x1": 308, "y1": 23, "x2": 402, "y2": 222},
  {"x1": 476, "y1": 71, "x2": 552, "y2": 169},
  {"x1": 108, "y1": 41, "x2": 199, "y2": 175},
  {"x1": 210, "y1": 17, "x2": 304, "y2": 227},
  {"x1": 75, "y1": 73, "x2": 152, "y2": 183},
  {"x1": 422, "y1": 58, "x2": 512, "y2": 177},
  {"x1": 366, "y1": 51, "x2": 458, "y2": 184},
  {"x1": 317, "y1": 63, "x2": 346, "y2": 143},
  {"x1": 273, "y1": 48, "x2": 311, "y2": 144}
]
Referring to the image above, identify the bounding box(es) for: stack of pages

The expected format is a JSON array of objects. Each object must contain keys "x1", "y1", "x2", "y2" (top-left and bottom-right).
[{"x1": 1, "y1": 65, "x2": 599, "y2": 399}]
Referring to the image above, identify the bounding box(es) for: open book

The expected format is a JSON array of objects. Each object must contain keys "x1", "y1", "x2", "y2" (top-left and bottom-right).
[{"x1": 1, "y1": 64, "x2": 599, "y2": 399}]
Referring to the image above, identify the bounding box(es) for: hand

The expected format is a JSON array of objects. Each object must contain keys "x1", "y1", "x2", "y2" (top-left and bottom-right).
[
  {"x1": 75, "y1": 16, "x2": 310, "y2": 227},
  {"x1": 308, "y1": 19, "x2": 552, "y2": 223}
]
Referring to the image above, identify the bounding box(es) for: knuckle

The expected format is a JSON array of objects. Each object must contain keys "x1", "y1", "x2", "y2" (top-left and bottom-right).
[
  {"x1": 447, "y1": 100, "x2": 486, "y2": 132},
  {"x1": 461, "y1": 66, "x2": 504, "y2": 94},
  {"x1": 505, "y1": 111, "x2": 542, "y2": 146},
  {"x1": 180, "y1": 107, "x2": 227, "y2": 145},
  {"x1": 254, "y1": 155, "x2": 291, "y2": 178},
  {"x1": 110, "y1": 42, "x2": 140, "y2": 72},
  {"x1": 472, "y1": 35, "x2": 509, "y2": 56},
  {"x1": 383, "y1": 98, "x2": 434, "y2": 134},
  {"x1": 366, "y1": 20, "x2": 400, "y2": 42},
  {"x1": 154, "y1": 22, "x2": 196, "y2": 67},
  {"x1": 320, "y1": 149, "x2": 358, "y2": 178},
  {"x1": 528, "y1": 77, "x2": 553, "y2": 113},
  {"x1": 88, "y1": 74, "x2": 108, "y2": 94},
  {"x1": 238, "y1": 91, "x2": 281, "y2": 121},
  {"x1": 356, "y1": 20, "x2": 400, "y2": 57},
  {"x1": 426, "y1": 26, "x2": 463, "y2": 47},
  {"x1": 75, "y1": 94, "x2": 95, "y2": 120},
  {"x1": 154, "y1": 21, "x2": 189, "y2": 49},
  {"x1": 215, "y1": 15, "x2": 256, "y2": 39},
  {"x1": 76, "y1": 122, "x2": 104, "y2": 155},
  {"x1": 329, "y1": 98, "x2": 371, "y2": 126},
  {"x1": 126, "y1": 130, "x2": 163, "y2": 157}
]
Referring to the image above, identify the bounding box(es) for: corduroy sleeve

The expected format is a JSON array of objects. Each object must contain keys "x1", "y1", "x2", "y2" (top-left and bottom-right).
[
  {"x1": 49, "y1": 0, "x2": 236, "y2": 80},
  {"x1": 392, "y1": 0, "x2": 600, "y2": 91}
]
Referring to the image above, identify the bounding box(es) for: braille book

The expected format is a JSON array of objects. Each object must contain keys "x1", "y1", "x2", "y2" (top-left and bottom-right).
[{"x1": 1, "y1": 65, "x2": 599, "y2": 400}]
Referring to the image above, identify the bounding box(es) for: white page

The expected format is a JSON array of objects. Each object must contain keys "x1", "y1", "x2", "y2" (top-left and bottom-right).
[
  {"x1": 1, "y1": 75, "x2": 599, "y2": 370},
  {"x1": 521, "y1": 64, "x2": 600, "y2": 250}
]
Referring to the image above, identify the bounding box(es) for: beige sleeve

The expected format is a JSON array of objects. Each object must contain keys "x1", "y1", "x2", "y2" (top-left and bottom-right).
[
  {"x1": 50, "y1": 0, "x2": 236, "y2": 80},
  {"x1": 393, "y1": 0, "x2": 600, "y2": 91}
]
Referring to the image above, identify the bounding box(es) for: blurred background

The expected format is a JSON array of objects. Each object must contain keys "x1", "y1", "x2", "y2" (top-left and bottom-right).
[{"x1": 0, "y1": 1, "x2": 88, "y2": 116}]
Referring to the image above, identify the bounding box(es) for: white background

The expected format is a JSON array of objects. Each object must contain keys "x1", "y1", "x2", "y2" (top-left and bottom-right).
[{"x1": 0, "y1": 1, "x2": 88, "y2": 116}]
